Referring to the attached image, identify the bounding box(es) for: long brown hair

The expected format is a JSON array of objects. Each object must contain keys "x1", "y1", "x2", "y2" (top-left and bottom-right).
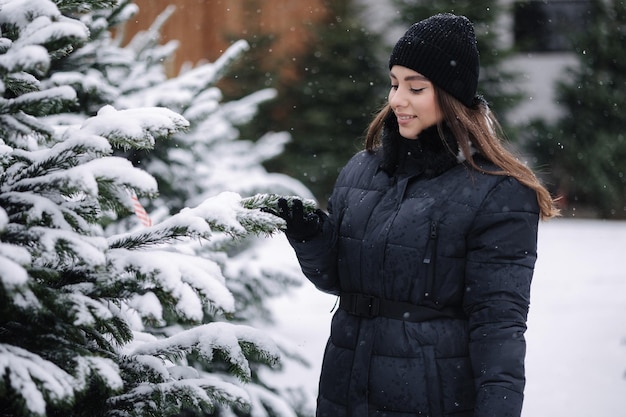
[{"x1": 365, "y1": 88, "x2": 559, "y2": 220}]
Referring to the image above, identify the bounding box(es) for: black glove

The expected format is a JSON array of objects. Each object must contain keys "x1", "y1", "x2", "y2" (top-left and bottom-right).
[{"x1": 268, "y1": 198, "x2": 324, "y2": 241}]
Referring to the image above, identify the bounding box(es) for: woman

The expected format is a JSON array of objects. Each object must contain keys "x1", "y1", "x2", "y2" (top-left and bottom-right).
[{"x1": 270, "y1": 13, "x2": 559, "y2": 417}]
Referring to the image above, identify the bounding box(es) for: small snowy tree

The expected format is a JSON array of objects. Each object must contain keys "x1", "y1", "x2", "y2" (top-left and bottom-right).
[
  {"x1": 51, "y1": 3, "x2": 319, "y2": 415},
  {"x1": 524, "y1": 0, "x2": 626, "y2": 218},
  {"x1": 0, "y1": 1, "x2": 314, "y2": 416},
  {"x1": 242, "y1": 0, "x2": 387, "y2": 204}
]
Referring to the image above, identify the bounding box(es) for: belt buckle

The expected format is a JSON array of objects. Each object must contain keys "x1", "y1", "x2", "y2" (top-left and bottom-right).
[{"x1": 354, "y1": 294, "x2": 380, "y2": 318}]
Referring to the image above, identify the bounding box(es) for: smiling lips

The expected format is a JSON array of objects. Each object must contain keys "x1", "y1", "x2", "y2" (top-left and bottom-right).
[{"x1": 396, "y1": 113, "x2": 416, "y2": 125}]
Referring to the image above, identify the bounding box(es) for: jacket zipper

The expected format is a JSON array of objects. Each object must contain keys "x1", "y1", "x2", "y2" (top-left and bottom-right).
[{"x1": 423, "y1": 220, "x2": 438, "y2": 300}]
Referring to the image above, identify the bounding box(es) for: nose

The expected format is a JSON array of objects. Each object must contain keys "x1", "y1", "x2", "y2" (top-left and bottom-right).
[{"x1": 389, "y1": 86, "x2": 408, "y2": 110}]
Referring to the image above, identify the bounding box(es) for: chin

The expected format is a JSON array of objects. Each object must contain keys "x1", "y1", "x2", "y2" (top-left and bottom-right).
[{"x1": 399, "y1": 128, "x2": 420, "y2": 140}]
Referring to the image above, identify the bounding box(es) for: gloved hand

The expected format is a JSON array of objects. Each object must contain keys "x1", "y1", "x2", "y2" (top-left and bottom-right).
[{"x1": 267, "y1": 198, "x2": 325, "y2": 241}]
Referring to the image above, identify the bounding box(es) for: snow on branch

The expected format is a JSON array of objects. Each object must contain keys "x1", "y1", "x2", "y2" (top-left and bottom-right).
[
  {"x1": 66, "y1": 291, "x2": 114, "y2": 326},
  {"x1": 245, "y1": 383, "x2": 299, "y2": 417},
  {"x1": 129, "y1": 322, "x2": 280, "y2": 382},
  {"x1": 108, "y1": 192, "x2": 285, "y2": 250},
  {"x1": 74, "y1": 354, "x2": 123, "y2": 392},
  {"x1": 180, "y1": 191, "x2": 254, "y2": 237},
  {"x1": 124, "y1": 4, "x2": 176, "y2": 56},
  {"x1": 0, "y1": 239, "x2": 31, "y2": 288},
  {"x1": 106, "y1": 248, "x2": 236, "y2": 322},
  {"x1": 0, "y1": 252, "x2": 29, "y2": 288},
  {"x1": 2, "y1": 190, "x2": 92, "y2": 233},
  {"x1": 0, "y1": 44, "x2": 50, "y2": 76},
  {"x1": 82, "y1": 157, "x2": 158, "y2": 195},
  {"x1": 119, "y1": 39, "x2": 252, "y2": 112},
  {"x1": 0, "y1": 344, "x2": 76, "y2": 416},
  {"x1": 14, "y1": 14, "x2": 89, "y2": 52},
  {"x1": 0, "y1": 344, "x2": 122, "y2": 416},
  {"x1": 210, "y1": 39, "x2": 250, "y2": 83},
  {"x1": 80, "y1": 105, "x2": 189, "y2": 150},
  {"x1": 29, "y1": 226, "x2": 107, "y2": 268},
  {"x1": 219, "y1": 89, "x2": 277, "y2": 127},
  {"x1": 0, "y1": 242, "x2": 39, "y2": 310},
  {"x1": 0, "y1": 0, "x2": 62, "y2": 30},
  {"x1": 1, "y1": 86, "x2": 77, "y2": 116},
  {"x1": 5, "y1": 153, "x2": 157, "y2": 225},
  {"x1": 108, "y1": 374, "x2": 250, "y2": 417},
  {"x1": 7, "y1": 132, "x2": 112, "y2": 185},
  {"x1": 241, "y1": 193, "x2": 318, "y2": 215}
]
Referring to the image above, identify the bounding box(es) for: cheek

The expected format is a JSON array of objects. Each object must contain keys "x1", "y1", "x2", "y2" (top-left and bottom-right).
[{"x1": 427, "y1": 95, "x2": 440, "y2": 111}]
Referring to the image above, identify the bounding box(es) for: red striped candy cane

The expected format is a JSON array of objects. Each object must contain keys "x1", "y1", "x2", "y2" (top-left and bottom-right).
[{"x1": 130, "y1": 192, "x2": 152, "y2": 227}]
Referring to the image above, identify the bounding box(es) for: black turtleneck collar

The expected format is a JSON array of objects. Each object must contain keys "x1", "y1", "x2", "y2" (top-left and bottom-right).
[{"x1": 380, "y1": 114, "x2": 460, "y2": 178}]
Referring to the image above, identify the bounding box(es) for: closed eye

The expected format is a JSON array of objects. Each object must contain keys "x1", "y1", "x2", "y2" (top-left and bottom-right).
[{"x1": 390, "y1": 84, "x2": 426, "y2": 94}]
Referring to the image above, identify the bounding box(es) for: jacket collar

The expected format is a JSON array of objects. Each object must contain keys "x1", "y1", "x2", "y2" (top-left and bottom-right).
[{"x1": 380, "y1": 114, "x2": 462, "y2": 178}]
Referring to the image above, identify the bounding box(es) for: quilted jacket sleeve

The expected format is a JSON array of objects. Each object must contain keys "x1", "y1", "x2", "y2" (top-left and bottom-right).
[{"x1": 463, "y1": 176, "x2": 540, "y2": 417}]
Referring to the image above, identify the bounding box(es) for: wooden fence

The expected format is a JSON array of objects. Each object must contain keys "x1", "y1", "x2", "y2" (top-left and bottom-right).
[{"x1": 126, "y1": 0, "x2": 329, "y2": 75}]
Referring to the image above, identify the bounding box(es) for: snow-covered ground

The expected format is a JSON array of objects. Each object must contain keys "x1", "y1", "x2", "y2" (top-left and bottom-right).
[{"x1": 266, "y1": 218, "x2": 626, "y2": 417}]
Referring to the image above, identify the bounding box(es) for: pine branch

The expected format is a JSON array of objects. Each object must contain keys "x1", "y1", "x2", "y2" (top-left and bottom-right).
[
  {"x1": 104, "y1": 248, "x2": 236, "y2": 323},
  {"x1": 12, "y1": 112, "x2": 56, "y2": 141},
  {"x1": 108, "y1": 376, "x2": 250, "y2": 417},
  {"x1": 124, "y1": 4, "x2": 176, "y2": 58},
  {"x1": 0, "y1": 191, "x2": 98, "y2": 232},
  {"x1": 7, "y1": 86, "x2": 78, "y2": 116},
  {"x1": 107, "y1": 222, "x2": 210, "y2": 250},
  {"x1": 3, "y1": 72, "x2": 41, "y2": 96},
  {"x1": 80, "y1": 105, "x2": 190, "y2": 150},
  {"x1": 241, "y1": 193, "x2": 318, "y2": 213},
  {"x1": 210, "y1": 40, "x2": 250, "y2": 86},
  {"x1": 0, "y1": 344, "x2": 77, "y2": 416},
  {"x1": 11, "y1": 4, "x2": 91, "y2": 59},
  {"x1": 108, "y1": 191, "x2": 292, "y2": 250},
  {"x1": 102, "y1": 0, "x2": 138, "y2": 30},
  {"x1": 57, "y1": 0, "x2": 120, "y2": 14},
  {"x1": 129, "y1": 322, "x2": 280, "y2": 383},
  {"x1": 4, "y1": 138, "x2": 111, "y2": 188},
  {"x1": 0, "y1": 43, "x2": 50, "y2": 76},
  {"x1": 0, "y1": 112, "x2": 53, "y2": 146}
]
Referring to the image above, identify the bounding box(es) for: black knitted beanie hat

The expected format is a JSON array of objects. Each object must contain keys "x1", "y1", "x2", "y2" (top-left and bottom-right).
[{"x1": 389, "y1": 13, "x2": 480, "y2": 107}]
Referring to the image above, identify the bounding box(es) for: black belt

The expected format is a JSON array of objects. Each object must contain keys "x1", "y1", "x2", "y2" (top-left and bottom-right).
[{"x1": 339, "y1": 293, "x2": 464, "y2": 322}]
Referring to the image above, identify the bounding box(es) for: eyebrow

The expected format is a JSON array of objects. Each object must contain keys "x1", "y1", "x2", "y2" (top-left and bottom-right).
[{"x1": 389, "y1": 72, "x2": 429, "y2": 82}]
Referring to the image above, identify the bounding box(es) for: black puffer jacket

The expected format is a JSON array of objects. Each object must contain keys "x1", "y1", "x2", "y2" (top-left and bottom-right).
[{"x1": 288, "y1": 123, "x2": 539, "y2": 417}]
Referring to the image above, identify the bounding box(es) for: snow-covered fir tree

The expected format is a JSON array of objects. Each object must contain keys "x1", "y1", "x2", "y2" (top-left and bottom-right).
[{"x1": 0, "y1": 1, "x2": 317, "y2": 416}]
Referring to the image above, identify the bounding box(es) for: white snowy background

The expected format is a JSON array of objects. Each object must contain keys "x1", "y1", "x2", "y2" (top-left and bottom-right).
[{"x1": 263, "y1": 218, "x2": 626, "y2": 417}]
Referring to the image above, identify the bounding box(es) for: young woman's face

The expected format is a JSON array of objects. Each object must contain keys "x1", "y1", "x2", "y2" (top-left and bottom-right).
[{"x1": 388, "y1": 65, "x2": 443, "y2": 139}]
